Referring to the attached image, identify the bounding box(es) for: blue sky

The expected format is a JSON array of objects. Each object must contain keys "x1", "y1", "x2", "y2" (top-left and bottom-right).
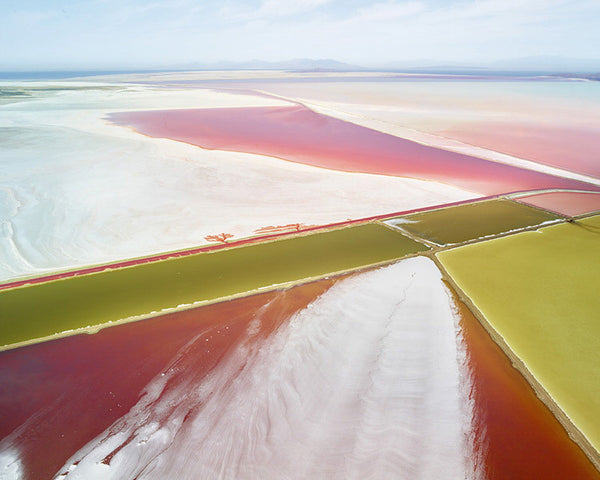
[{"x1": 2, "y1": 0, "x2": 599, "y2": 70}]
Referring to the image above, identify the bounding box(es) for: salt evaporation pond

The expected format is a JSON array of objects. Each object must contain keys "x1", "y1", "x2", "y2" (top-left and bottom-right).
[
  {"x1": 1, "y1": 258, "x2": 597, "y2": 479},
  {"x1": 2, "y1": 74, "x2": 600, "y2": 479},
  {"x1": 109, "y1": 105, "x2": 599, "y2": 196}
]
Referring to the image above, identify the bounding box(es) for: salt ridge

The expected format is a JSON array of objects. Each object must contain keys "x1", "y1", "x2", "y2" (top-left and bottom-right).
[{"x1": 54, "y1": 257, "x2": 478, "y2": 480}]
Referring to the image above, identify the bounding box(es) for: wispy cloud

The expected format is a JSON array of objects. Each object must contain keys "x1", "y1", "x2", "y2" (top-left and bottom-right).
[
  {"x1": 218, "y1": 0, "x2": 335, "y2": 25},
  {"x1": 5, "y1": 9, "x2": 57, "y2": 28},
  {"x1": 256, "y1": 0, "x2": 334, "y2": 18},
  {"x1": 349, "y1": 1, "x2": 425, "y2": 23}
]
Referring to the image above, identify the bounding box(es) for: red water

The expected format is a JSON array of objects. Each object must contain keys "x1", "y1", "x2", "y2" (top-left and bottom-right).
[
  {"x1": 450, "y1": 286, "x2": 600, "y2": 479},
  {"x1": 517, "y1": 191, "x2": 600, "y2": 217},
  {"x1": 2, "y1": 273, "x2": 598, "y2": 479},
  {"x1": 109, "y1": 106, "x2": 599, "y2": 196},
  {"x1": 0, "y1": 281, "x2": 336, "y2": 480}
]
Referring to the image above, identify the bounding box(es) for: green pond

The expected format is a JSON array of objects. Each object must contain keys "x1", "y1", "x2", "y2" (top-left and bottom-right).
[
  {"x1": 437, "y1": 214, "x2": 600, "y2": 451},
  {"x1": 387, "y1": 199, "x2": 561, "y2": 245},
  {"x1": 0, "y1": 223, "x2": 426, "y2": 348}
]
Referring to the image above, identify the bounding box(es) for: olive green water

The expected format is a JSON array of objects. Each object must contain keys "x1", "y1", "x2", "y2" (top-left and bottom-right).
[
  {"x1": 387, "y1": 199, "x2": 561, "y2": 245},
  {"x1": 437, "y1": 214, "x2": 600, "y2": 451},
  {"x1": 0, "y1": 223, "x2": 426, "y2": 347}
]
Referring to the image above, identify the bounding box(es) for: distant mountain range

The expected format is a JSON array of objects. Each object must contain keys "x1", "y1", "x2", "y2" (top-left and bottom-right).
[
  {"x1": 173, "y1": 55, "x2": 599, "y2": 76},
  {"x1": 375, "y1": 56, "x2": 600, "y2": 74},
  {"x1": 4, "y1": 56, "x2": 598, "y2": 77},
  {"x1": 174, "y1": 58, "x2": 361, "y2": 72}
]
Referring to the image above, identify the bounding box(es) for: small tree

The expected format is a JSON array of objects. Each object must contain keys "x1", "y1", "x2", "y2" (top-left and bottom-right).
[{"x1": 204, "y1": 233, "x2": 234, "y2": 244}]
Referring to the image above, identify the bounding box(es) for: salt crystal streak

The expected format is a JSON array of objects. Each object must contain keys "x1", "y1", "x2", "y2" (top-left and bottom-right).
[{"x1": 54, "y1": 258, "x2": 476, "y2": 480}]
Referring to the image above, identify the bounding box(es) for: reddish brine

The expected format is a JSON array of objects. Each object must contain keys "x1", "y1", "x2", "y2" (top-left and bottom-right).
[
  {"x1": 1, "y1": 274, "x2": 598, "y2": 479},
  {"x1": 0, "y1": 281, "x2": 336, "y2": 480},
  {"x1": 109, "y1": 106, "x2": 599, "y2": 196}
]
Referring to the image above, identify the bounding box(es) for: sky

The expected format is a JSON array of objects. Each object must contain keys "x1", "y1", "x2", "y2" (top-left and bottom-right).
[{"x1": 1, "y1": 0, "x2": 600, "y2": 70}]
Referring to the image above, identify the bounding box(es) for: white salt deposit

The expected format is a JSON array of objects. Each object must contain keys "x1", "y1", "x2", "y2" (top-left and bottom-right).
[
  {"x1": 0, "y1": 448, "x2": 23, "y2": 480},
  {"x1": 53, "y1": 257, "x2": 477, "y2": 480},
  {"x1": 0, "y1": 84, "x2": 477, "y2": 282}
]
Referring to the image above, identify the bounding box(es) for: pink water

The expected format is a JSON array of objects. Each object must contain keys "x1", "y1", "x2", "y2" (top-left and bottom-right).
[
  {"x1": 109, "y1": 106, "x2": 599, "y2": 196},
  {"x1": 438, "y1": 123, "x2": 600, "y2": 180},
  {"x1": 517, "y1": 191, "x2": 600, "y2": 217}
]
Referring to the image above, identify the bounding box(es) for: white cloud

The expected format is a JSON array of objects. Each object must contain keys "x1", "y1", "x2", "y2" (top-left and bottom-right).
[
  {"x1": 256, "y1": 0, "x2": 333, "y2": 18},
  {"x1": 351, "y1": 1, "x2": 425, "y2": 23},
  {"x1": 218, "y1": 0, "x2": 334, "y2": 24}
]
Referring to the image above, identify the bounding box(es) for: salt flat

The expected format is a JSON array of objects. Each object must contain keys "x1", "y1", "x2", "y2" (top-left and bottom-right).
[{"x1": 0, "y1": 81, "x2": 476, "y2": 282}]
